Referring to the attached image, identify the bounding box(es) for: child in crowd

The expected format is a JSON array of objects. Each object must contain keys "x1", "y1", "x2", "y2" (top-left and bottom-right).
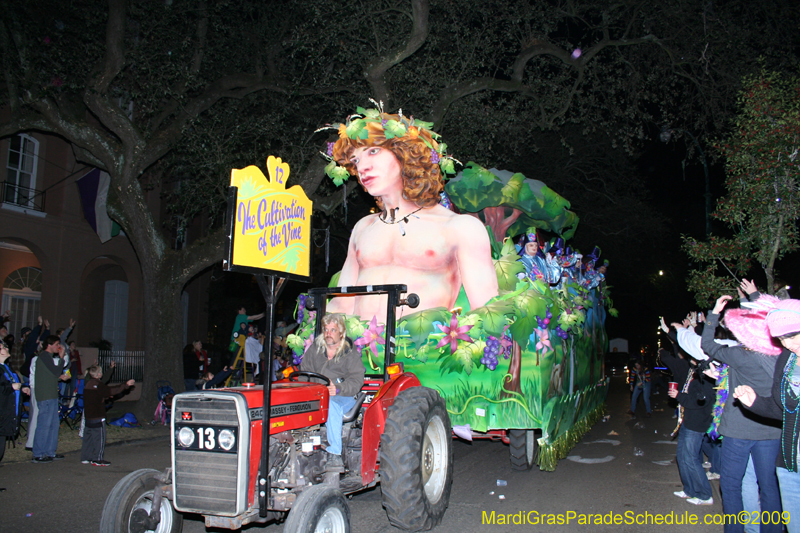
[
  {"x1": 81, "y1": 365, "x2": 134, "y2": 466},
  {"x1": 196, "y1": 366, "x2": 233, "y2": 390}
]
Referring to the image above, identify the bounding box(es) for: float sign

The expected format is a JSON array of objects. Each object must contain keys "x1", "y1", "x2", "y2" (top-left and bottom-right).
[{"x1": 223, "y1": 156, "x2": 312, "y2": 281}]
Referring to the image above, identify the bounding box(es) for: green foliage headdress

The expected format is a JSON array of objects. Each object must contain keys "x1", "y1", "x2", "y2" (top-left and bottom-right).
[{"x1": 318, "y1": 100, "x2": 459, "y2": 190}]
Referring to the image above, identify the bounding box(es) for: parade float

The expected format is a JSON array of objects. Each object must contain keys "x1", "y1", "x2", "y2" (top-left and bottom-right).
[{"x1": 285, "y1": 105, "x2": 616, "y2": 471}]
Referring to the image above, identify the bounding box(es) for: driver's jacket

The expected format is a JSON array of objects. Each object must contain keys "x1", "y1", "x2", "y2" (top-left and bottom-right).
[{"x1": 300, "y1": 337, "x2": 365, "y2": 398}]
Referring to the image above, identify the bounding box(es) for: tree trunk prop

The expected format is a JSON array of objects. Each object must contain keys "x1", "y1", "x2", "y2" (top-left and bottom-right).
[{"x1": 501, "y1": 341, "x2": 522, "y2": 398}]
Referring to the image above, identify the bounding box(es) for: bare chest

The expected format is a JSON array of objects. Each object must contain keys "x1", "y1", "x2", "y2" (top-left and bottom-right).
[{"x1": 354, "y1": 218, "x2": 454, "y2": 270}]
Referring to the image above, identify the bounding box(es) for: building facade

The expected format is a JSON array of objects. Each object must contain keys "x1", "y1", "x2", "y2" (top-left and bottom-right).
[{"x1": 0, "y1": 130, "x2": 209, "y2": 350}]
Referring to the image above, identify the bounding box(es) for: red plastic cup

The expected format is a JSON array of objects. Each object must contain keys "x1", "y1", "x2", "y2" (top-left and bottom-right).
[{"x1": 668, "y1": 382, "x2": 678, "y2": 394}]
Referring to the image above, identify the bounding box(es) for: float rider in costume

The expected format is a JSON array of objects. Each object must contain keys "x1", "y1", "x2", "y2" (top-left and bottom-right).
[
  {"x1": 517, "y1": 228, "x2": 560, "y2": 285},
  {"x1": 579, "y1": 246, "x2": 604, "y2": 291}
]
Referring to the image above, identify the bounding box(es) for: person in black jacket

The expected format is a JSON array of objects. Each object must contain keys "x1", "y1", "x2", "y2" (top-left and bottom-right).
[
  {"x1": 0, "y1": 339, "x2": 30, "y2": 487},
  {"x1": 182, "y1": 343, "x2": 202, "y2": 392},
  {"x1": 22, "y1": 316, "x2": 49, "y2": 377},
  {"x1": 659, "y1": 318, "x2": 691, "y2": 385},
  {"x1": 669, "y1": 364, "x2": 716, "y2": 505}
]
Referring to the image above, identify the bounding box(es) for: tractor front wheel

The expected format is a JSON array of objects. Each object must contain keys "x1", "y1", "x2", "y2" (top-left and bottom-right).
[
  {"x1": 380, "y1": 387, "x2": 453, "y2": 531},
  {"x1": 99, "y1": 468, "x2": 182, "y2": 533},
  {"x1": 284, "y1": 484, "x2": 350, "y2": 533}
]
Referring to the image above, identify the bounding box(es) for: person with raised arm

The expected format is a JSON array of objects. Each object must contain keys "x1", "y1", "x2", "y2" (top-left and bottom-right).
[
  {"x1": 733, "y1": 297, "x2": 800, "y2": 531},
  {"x1": 702, "y1": 294, "x2": 782, "y2": 530}
]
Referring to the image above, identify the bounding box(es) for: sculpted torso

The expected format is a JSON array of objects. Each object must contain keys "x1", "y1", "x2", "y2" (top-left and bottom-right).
[{"x1": 328, "y1": 205, "x2": 497, "y2": 319}]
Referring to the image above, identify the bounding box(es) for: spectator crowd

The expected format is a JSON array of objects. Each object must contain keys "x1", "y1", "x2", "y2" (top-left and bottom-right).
[
  {"x1": 628, "y1": 279, "x2": 800, "y2": 533},
  {"x1": 0, "y1": 313, "x2": 134, "y2": 485}
]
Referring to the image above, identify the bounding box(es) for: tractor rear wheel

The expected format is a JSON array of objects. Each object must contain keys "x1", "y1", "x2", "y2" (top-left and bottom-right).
[{"x1": 380, "y1": 387, "x2": 453, "y2": 531}]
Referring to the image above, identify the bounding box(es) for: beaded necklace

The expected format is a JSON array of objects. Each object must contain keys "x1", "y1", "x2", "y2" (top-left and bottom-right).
[
  {"x1": 780, "y1": 352, "x2": 800, "y2": 471},
  {"x1": 378, "y1": 206, "x2": 424, "y2": 236}
]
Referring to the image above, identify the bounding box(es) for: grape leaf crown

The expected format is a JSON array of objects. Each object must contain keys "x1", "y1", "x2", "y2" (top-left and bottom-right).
[{"x1": 317, "y1": 99, "x2": 459, "y2": 186}]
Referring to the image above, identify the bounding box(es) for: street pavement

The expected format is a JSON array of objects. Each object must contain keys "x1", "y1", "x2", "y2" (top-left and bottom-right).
[{"x1": 1, "y1": 373, "x2": 728, "y2": 532}]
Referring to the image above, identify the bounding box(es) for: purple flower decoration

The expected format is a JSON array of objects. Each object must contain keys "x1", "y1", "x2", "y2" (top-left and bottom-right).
[
  {"x1": 436, "y1": 312, "x2": 473, "y2": 354},
  {"x1": 430, "y1": 149, "x2": 440, "y2": 164},
  {"x1": 571, "y1": 48, "x2": 582, "y2": 59},
  {"x1": 326, "y1": 142, "x2": 335, "y2": 157},
  {"x1": 381, "y1": 119, "x2": 388, "y2": 127}
]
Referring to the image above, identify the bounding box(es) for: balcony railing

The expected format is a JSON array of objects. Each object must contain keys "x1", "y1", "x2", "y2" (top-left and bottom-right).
[
  {"x1": 97, "y1": 350, "x2": 145, "y2": 382},
  {"x1": 3, "y1": 182, "x2": 46, "y2": 212}
]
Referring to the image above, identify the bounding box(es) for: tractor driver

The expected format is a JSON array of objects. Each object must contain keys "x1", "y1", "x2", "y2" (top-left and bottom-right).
[{"x1": 300, "y1": 313, "x2": 365, "y2": 471}]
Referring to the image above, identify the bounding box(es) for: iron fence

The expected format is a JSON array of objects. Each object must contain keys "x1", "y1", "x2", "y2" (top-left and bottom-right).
[{"x1": 97, "y1": 350, "x2": 145, "y2": 382}]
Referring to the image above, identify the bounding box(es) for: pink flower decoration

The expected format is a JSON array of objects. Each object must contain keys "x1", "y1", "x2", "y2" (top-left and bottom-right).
[
  {"x1": 354, "y1": 315, "x2": 385, "y2": 358},
  {"x1": 535, "y1": 327, "x2": 552, "y2": 354},
  {"x1": 436, "y1": 312, "x2": 474, "y2": 354},
  {"x1": 571, "y1": 48, "x2": 582, "y2": 59},
  {"x1": 303, "y1": 334, "x2": 314, "y2": 351}
]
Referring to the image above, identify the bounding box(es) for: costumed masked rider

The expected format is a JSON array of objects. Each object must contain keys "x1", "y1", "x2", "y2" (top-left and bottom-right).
[
  {"x1": 558, "y1": 246, "x2": 580, "y2": 288},
  {"x1": 300, "y1": 313, "x2": 365, "y2": 472},
  {"x1": 544, "y1": 238, "x2": 565, "y2": 287},
  {"x1": 579, "y1": 246, "x2": 604, "y2": 291},
  {"x1": 517, "y1": 228, "x2": 560, "y2": 285}
]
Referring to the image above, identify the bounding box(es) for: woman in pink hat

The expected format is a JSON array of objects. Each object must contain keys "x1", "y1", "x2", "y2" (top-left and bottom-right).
[
  {"x1": 701, "y1": 294, "x2": 783, "y2": 528},
  {"x1": 734, "y1": 297, "x2": 800, "y2": 532}
]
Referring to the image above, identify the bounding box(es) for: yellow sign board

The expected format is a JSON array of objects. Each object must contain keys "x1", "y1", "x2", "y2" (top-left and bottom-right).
[{"x1": 227, "y1": 156, "x2": 312, "y2": 278}]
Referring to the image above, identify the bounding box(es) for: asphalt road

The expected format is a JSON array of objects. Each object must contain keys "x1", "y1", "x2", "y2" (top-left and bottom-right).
[{"x1": 1, "y1": 373, "x2": 728, "y2": 532}]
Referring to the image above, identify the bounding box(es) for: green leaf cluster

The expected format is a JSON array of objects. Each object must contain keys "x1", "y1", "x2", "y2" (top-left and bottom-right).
[{"x1": 446, "y1": 163, "x2": 579, "y2": 240}]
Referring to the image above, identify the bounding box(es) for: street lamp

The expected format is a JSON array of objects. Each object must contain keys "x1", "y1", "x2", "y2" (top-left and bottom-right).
[{"x1": 660, "y1": 126, "x2": 712, "y2": 238}]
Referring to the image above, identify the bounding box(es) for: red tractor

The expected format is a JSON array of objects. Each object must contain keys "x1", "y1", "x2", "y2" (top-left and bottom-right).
[{"x1": 100, "y1": 285, "x2": 453, "y2": 533}]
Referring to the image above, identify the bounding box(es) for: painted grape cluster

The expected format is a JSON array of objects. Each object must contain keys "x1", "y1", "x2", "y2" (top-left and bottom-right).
[
  {"x1": 296, "y1": 294, "x2": 308, "y2": 324},
  {"x1": 501, "y1": 332, "x2": 512, "y2": 359},
  {"x1": 541, "y1": 307, "x2": 571, "y2": 340},
  {"x1": 481, "y1": 333, "x2": 512, "y2": 371},
  {"x1": 536, "y1": 308, "x2": 552, "y2": 329},
  {"x1": 481, "y1": 336, "x2": 502, "y2": 371}
]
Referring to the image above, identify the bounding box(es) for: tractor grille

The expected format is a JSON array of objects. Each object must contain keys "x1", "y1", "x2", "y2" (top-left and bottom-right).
[
  {"x1": 172, "y1": 393, "x2": 249, "y2": 516},
  {"x1": 175, "y1": 450, "x2": 238, "y2": 513}
]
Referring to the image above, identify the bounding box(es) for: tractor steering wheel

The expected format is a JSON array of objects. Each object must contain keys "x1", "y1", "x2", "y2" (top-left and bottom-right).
[{"x1": 288, "y1": 371, "x2": 331, "y2": 386}]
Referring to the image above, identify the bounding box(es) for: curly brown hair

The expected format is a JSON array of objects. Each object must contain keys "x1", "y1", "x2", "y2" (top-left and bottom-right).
[{"x1": 331, "y1": 113, "x2": 444, "y2": 208}]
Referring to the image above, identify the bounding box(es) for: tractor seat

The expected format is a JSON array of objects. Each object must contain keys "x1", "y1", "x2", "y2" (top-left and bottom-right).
[{"x1": 342, "y1": 391, "x2": 368, "y2": 423}]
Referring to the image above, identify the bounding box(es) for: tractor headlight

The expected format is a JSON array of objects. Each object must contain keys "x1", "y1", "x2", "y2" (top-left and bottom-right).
[
  {"x1": 178, "y1": 427, "x2": 195, "y2": 447},
  {"x1": 219, "y1": 429, "x2": 236, "y2": 451}
]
